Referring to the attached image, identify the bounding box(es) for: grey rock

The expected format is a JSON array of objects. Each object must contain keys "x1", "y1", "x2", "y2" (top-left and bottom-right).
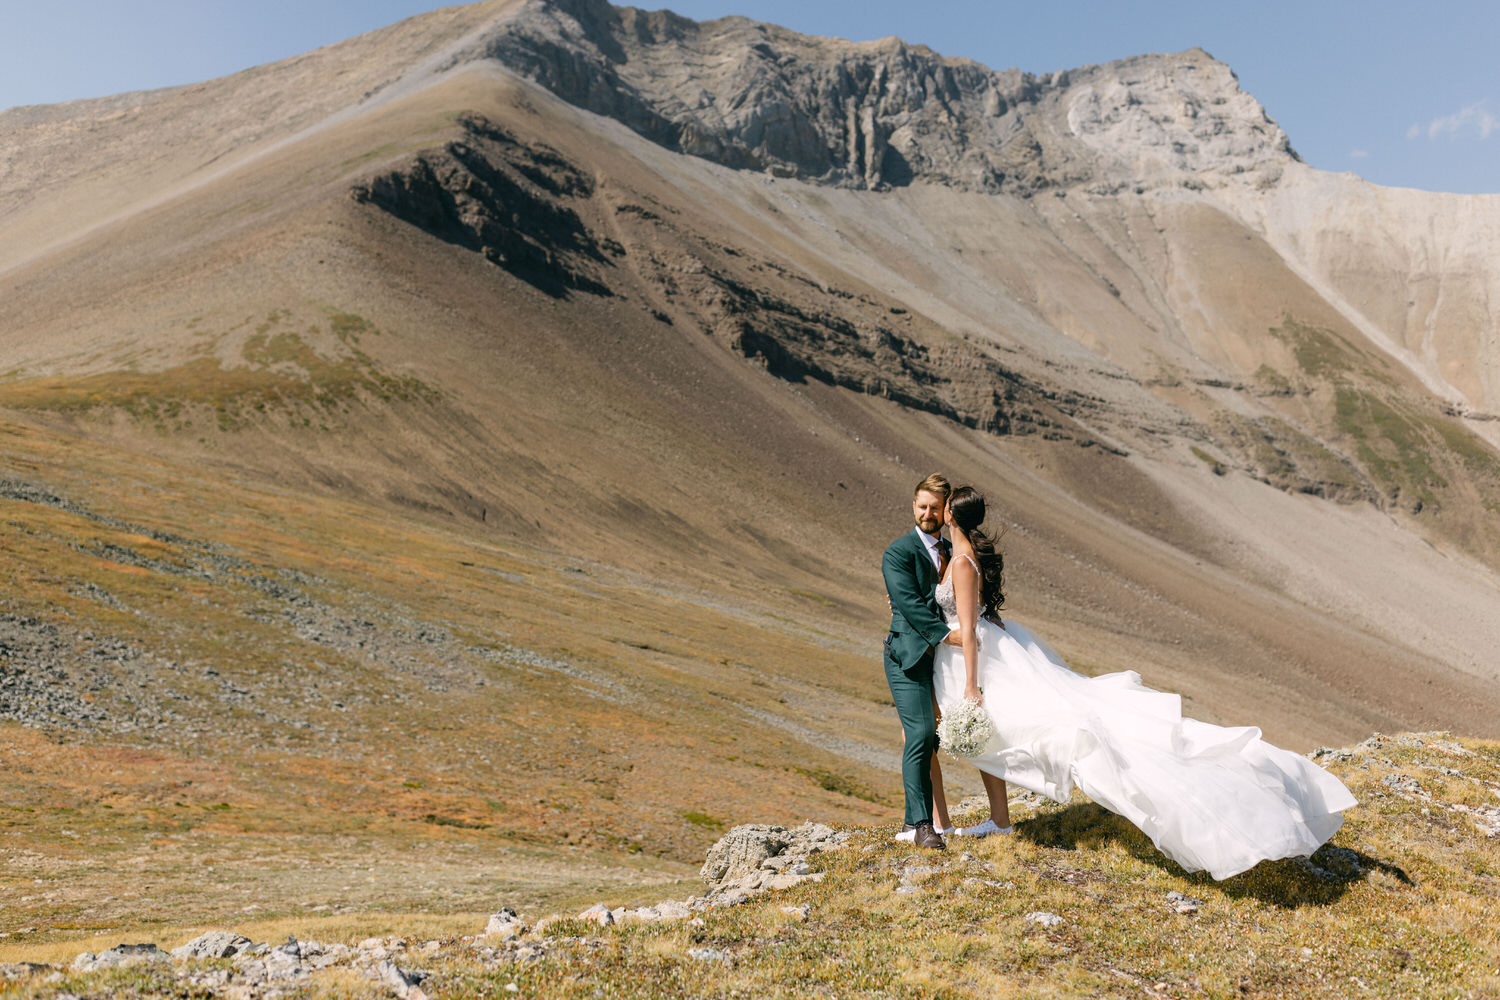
[
  {"x1": 688, "y1": 947, "x2": 732, "y2": 963},
  {"x1": 376, "y1": 959, "x2": 429, "y2": 1000},
  {"x1": 171, "y1": 931, "x2": 253, "y2": 960},
  {"x1": 1026, "y1": 911, "x2": 1064, "y2": 927},
  {"x1": 486, "y1": 908, "x2": 527, "y2": 939},
  {"x1": 1165, "y1": 891, "x2": 1202, "y2": 914},
  {"x1": 0, "y1": 963, "x2": 55, "y2": 980},
  {"x1": 72, "y1": 943, "x2": 170, "y2": 972},
  {"x1": 763, "y1": 870, "x2": 822, "y2": 891},
  {"x1": 701, "y1": 821, "x2": 847, "y2": 892},
  {"x1": 477, "y1": 2, "x2": 1294, "y2": 197},
  {"x1": 1447, "y1": 802, "x2": 1500, "y2": 838},
  {"x1": 578, "y1": 902, "x2": 614, "y2": 926},
  {"x1": 1381, "y1": 773, "x2": 1425, "y2": 797},
  {"x1": 654, "y1": 900, "x2": 691, "y2": 920},
  {"x1": 704, "y1": 887, "x2": 752, "y2": 908},
  {"x1": 700, "y1": 823, "x2": 793, "y2": 886}
]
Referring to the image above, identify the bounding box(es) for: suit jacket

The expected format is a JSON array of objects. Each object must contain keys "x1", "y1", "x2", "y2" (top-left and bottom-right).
[{"x1": 882, "y1": 528, "x2": 952, "y2": 673}]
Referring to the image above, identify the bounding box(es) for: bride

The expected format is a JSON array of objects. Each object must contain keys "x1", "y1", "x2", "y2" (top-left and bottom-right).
[{"x1": 931, "y1": 485, "x2": 1357, "y2": 880}]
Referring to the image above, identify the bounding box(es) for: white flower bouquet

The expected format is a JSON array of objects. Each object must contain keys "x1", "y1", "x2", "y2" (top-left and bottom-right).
[{"x1": 937, "y1": 697, "x2": 993, "y2": 759}]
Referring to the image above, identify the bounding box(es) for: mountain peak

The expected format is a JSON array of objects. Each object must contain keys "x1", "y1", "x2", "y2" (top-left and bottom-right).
[{"x1": 462, "y1": 0, "x2": 1295, "y2": 193}]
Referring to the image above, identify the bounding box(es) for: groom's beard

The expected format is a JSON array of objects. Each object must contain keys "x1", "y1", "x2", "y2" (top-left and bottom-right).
[{"x1": 915, "y1": 516, "x2": 942, "y2": 533}]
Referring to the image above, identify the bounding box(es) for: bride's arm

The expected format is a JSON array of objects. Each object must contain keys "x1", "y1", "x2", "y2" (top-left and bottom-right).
[{"x1": 952, "y1": 556, "x2": 982, "y2": 704}]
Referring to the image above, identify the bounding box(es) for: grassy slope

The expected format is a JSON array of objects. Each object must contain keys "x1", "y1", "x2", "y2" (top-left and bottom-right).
[
  {"x1": 3, "y1": 733, "x2": 1496, "y2": 998},
  {"x1": 0, "y1": 414, "x2": 924, "y2": 945}
]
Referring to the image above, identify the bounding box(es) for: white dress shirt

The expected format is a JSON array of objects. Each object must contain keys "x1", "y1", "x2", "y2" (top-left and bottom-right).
[{"x1": 916, "y1": 527, "x2": 945, "y2": 571}]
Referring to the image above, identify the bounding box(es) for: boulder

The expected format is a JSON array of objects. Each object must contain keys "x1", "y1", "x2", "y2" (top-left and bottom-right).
[
  {"x1": 73, "y1": 943, "x2": 170, "y2": 972},
  {"x1": 578, "y1": 903, "x2": 614, "y2": 926},
  {"x1": 376, "y1": 959, "x2": 429, "y2": 1000},
  {"x1": 485, "y1": 907, "x2": 527, "y2": 939},
  {"x1": 700, "y1": 824, "x2": 793, "y2": 886},
  {"x1": 171, "y1": 931, "x2": 253, "y2": 960}
]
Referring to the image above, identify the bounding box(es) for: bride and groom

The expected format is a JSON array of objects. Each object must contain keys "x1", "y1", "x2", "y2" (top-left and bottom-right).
[{"x1": 881, "y1": 474, "x2": 1357, "y2": 878}]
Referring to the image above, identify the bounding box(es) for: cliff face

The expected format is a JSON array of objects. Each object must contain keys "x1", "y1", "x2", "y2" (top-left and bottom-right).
[
  {"x1": 457, "y1": 0, "x2": 1498, "y2": 428},
  {"x1": 464, "y1": 0, "x2": 1294, "y2": 194}
]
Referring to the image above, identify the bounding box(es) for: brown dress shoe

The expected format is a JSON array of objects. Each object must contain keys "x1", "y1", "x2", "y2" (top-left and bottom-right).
[{"x1": 913, "y1": 821, "x2": 946, "y2": 850}]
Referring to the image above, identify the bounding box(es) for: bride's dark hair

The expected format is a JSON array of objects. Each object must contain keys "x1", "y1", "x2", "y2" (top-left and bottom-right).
[{"x1": 948, "y1": 486, "x2": 1005, "y2": 611}]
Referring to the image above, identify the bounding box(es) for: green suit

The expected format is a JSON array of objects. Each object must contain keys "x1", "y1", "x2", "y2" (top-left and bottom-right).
[{"x1": 881, "y1": 528, "x2": 952, "y2": 826}]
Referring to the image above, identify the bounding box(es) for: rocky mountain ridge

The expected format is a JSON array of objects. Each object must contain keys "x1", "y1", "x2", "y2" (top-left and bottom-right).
[{"x1": 460, "y1": 0, "x2": 1295, "y2": 195}]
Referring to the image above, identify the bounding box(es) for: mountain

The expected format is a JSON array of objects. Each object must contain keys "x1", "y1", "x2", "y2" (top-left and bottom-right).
[{"x1": 1, "y1": 0, "x2": 1498, "y2": 945}]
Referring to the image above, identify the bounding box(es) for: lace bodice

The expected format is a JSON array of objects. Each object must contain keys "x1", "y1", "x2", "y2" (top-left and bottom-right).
[{"x1": 935, "y1": 552, "x2": 984, "y2": 627}]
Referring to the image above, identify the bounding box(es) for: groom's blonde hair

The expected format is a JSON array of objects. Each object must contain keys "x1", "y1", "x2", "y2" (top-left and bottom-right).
[{"x1": 914, "y1": 473, "x2": 951, "y2": 499}]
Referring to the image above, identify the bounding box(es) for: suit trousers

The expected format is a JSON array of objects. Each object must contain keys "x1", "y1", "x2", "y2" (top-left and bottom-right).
[{"x1": 883, "y1": 635, "x2": 936, "y2": 827}]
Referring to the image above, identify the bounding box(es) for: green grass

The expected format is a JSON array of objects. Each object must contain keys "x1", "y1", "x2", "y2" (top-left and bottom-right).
[
  {"x1": 680, "y1": 810, "x2": 726, "y2": 831},
  {"x1": 1252, "y1": 364, "x2": 1292, "y2": 393},
  {"x1": 1334, "y1": 387, "x2": 1448, "y2": 508},
  {"x1": 1189, "y1": 445, "x2": 1226, "y2": 476},
  {"x1": 1268, "y1": 317, "x2": 1388, "y2": 382},
  {"x1": 0, "y1": 310, "x2": 436, "y2": 430}
]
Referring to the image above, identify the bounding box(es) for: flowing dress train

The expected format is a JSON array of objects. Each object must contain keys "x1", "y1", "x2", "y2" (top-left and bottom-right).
[{"x1": 932, "y1": 555, "x2": 1357, "y2": 879}]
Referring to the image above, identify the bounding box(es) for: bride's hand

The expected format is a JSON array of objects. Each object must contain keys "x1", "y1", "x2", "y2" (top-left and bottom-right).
[{"x1": 964, "y1": 684, "x2": 983, "y2": 705}]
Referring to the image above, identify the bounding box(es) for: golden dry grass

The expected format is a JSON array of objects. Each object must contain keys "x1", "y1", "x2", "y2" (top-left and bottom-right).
[
  {"x1": 4, "y1": 734, "x2": 1494, "y2": 998},
  {"x1": 0, "y1": 413, "x2": 944, "y2": 955}
]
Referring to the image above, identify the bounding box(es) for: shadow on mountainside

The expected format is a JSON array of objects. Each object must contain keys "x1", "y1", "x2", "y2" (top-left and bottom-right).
[{"x1": 1016, "y1": 801, "x2": 1413, "y2": 908}]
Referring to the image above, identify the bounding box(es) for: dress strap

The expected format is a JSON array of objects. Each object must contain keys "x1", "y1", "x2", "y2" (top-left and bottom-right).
[{"x1": 954, "y1": 552, "x2": 980, "y2": 575}]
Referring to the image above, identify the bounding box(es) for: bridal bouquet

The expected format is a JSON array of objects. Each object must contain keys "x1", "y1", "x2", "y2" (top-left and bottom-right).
[{"x1": 937, "y1": 697, "x2": 993, "y2": 759}]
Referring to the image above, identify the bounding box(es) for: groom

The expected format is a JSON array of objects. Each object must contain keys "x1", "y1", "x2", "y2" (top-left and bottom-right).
[{"x1": 881, "y1": 473, "x2": 959, "y2": 850}]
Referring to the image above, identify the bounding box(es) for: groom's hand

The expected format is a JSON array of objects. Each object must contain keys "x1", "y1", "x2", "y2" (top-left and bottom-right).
[{"x1": 941, "y1": 628, "x2": 962, "y2": 647}]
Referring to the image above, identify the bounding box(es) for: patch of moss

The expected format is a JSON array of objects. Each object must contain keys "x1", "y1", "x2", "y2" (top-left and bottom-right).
[
  {"x1": 1253, "y1": 363, "x2": 1292, "y2": 393},
  {"x1": 1334, "y1": 387, "x2": 1447, "y2": 508},
  {"x1": 328, "y1": 310, "x2": 375, "y2": 344},
  {"x1": 0, "y1": 325, "x2": 437, "y2": 430},
  {"x1": 1430, "y1": 414, "x2": 1500, "y2": 476},
  {"x1": 1268, "y1": 317, "x2": 1376, "y2": 381},
  {"x1": 680, "y1": 809, "x2": 726, "y2": 831},
  {"x1": 794, "y1": 767, "x2": 887, "y2": 805},
  {"x1": 1189, "y1": 446, "x2": 1226, "y2": 476}
]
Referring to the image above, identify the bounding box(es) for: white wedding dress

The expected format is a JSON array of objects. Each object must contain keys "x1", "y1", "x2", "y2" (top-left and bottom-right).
[{"x1": 932, "y1": 555, "x2": 1357, "y2": 880}]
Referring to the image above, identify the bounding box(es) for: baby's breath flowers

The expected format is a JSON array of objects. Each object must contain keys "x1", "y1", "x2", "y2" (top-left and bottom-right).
[{"x1": 937, "y1": 697, "x2": 993, "y2": 759}]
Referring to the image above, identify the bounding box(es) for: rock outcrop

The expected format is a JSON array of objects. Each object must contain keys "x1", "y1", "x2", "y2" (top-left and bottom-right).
[
  {"x1": 352, "y1": 112, "x2": 616, "y2": 298},
  {"x1": 458, "y1": 0, "x2": 1295, "y2": 194},
  {"x1": 697, "y1": 821, "x2": 846, "y2": 905}
]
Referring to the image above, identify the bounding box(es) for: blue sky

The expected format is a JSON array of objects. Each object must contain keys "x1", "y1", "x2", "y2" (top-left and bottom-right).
[{"x1": 1, "y1": 1, "x2": 1495, "y2": 194}]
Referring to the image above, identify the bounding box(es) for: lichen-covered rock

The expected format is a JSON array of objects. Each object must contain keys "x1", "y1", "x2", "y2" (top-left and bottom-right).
[
  {"x1": 73, "y1": 943, "x2": 170, "y2": 972},
  {"x1": 485, "y1": 907, "x2": 527, "y2": 939},
  {"x1": 171, "y1": 931, "x2": 253, "y2": 960},
  {"x1": 700, "y1": 824, "x2": 794, "y2": 887}
]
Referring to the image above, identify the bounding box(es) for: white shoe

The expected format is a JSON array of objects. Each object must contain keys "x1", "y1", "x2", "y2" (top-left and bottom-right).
[
  {"x1": 954, "y1": 819, "x2": 1013, "y2": 838},
  {"x1": 893, "y1": 823, "x2": 955, "y2": 843}
]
